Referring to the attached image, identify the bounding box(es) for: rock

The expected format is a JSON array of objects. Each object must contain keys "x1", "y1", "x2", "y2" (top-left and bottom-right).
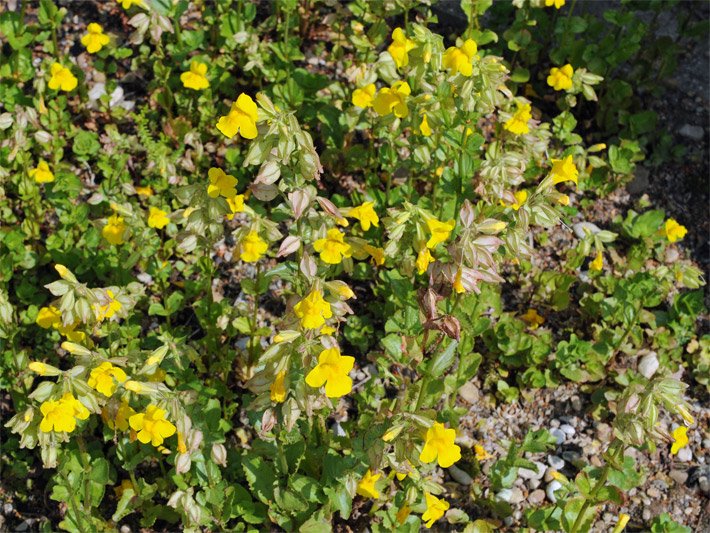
[
  {"x1": 677, "y1": 447, "x2": 693, "y2": 462},
  {"x1": 528, "y1": 478, "x2": 541, "y2": 490},
  {"x1": 548, "y1": 455, "x2": 565, "y2": 470},
  {"x1": 627, "y1": 167, "x2": 650, "y2": 194},
  {"x1": 546, "y1": 481, "x2": 563, "y2": 503},
  {"x1": 570, "y1": 395, "x2": 583, "y2": 412},
  {"x1": 699, "y1": 476, "x2": 710, "y2": 496},
  {"x1": 703, "y1": 438, "x2": 710, "y2": 450},
  {"x1": 560, "y1": 424, "x2": 576, "y2": 437},
  {"x1": 528, "y1": 489, "x2": 546, "y2": 505},
  {"x1": 679, "y1": 124, "x2": 704, "y2": 141},
  {"x1": 120, "y1": 527, "x2": 132, "y2": 533},
  {"x1": 638, "y1": 352, "x2": 660, "y2": 378},
  {"x1": 497, "y1": 489, "x2": 514, "y2": 503},
  {"x1": 2, "y1": 503, "x2": 12, "y2": 515},
  {"x1": 509, "y1": 488, "x2": 525, "y2": 504},
  {"x1": 643, "y1": 508, "x2": 652, "y2": 521},
  {"x1": 550, "y1": 428, "x2": 566, "y2": 445},
  {"x1": 459, "y1": 382, "x2": 480, "y2": 404},
  {"x1": 647, "y1": 487, "x2": 662, "y2": 498},
  {"x1": 519, "y1": 461, "x2": 546, "y2": 480},
  {"x1": 573, "y1": 222, "x2": 602, "y2": 239},
  {"x1": 562, "y1": 450, "x2": 582, "y2": 464},
  {"x1": 595, "y1": 423, "x2": 612, "y2": 442},
  {"x1": 449, "y1": 465, "x2": 473, "y2": 486},
  {"x1": 669, "y1": 469, "x2": 689, "y2": 485}
]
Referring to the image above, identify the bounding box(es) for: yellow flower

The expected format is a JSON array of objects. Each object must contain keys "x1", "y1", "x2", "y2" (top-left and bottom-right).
[
  {"x1": 356, "y1": 469, "x2": 381, "y2": 499},
  {"x1": 81, "y1": 23, "x2": 110, "y2": 54},
  {"x1": 425, "y1": 218, "x2": 455, "y2": 249},
  {"x1": 396, "y1": 504, "x2": 412, "y2": 525},
  {"x1": 103, "y1": 214, "x2": 127, "y2": 245},
  {"x1": 520, "y1": 309, "x2": 545, "y2": 329},
  {"x1": 135, "y1": 185, "x2": 153, "y2": 196},
  {"x1": 419, "y1": 422, "x2": 461, "y2": 468},
  {"x1": 39, "y1": 393, "x2": 90, "y2": 433},
  {"x1": 104, "y1": 400, "x2": 135, "y2": 431},
  {"x1": 207, "y1": 167, "x2": 237, "y2": 198},
  {"x1": 216, "y1": 93, "x2": 258, "y2": 139},
  {"x1": 545, "y1": 0, "x2": 566, "y2": 8},
  {"x1": 556, "y1": 193, "x2": 570, "y2": 206},
  {"x1": 270, "y1": 371, "x2": 287, "y2": 403},
  {"x1": 416, "y1": 247, "x2": 434, "y2": 275},
  {"x1": 420, "y1": 114, "x2": 432, "y2": 136},
  {"x1": 88, "y1": 362, "x2": 128, "y2": 397},
  {"x1": 114, "y1": 479, "x2": 135, "y2": 499},
  {"x1": 372, "y1": 81, "x2": 410, "y2": 118},
  {"x1": 95, "y1": 289, "x2": 122, "y2": 321},
  {"x1": 510, "y1": 190, "x2": 528, "y2": 211},
  {"x1": 663, "y1": 218, "x2": 687, "y2": 243},
  {"x1": 346, "y1": 202, "x2": 379, "y2": 231},
  {"x1": 387, "y1": 27, "x2": 416, "y2": 69},
  {"x1": 117, "y1": 0, "x2": 142, "y2": 8},
  {"x1": 294, "y1": 290, "x2": 333, "y2": 329},
  {"x1": 453, "y1": 267, "x2": 465, "y2": 294},
  {"x1": 363, "y1": 244, "x2": 385, "y2": 266},
  {"x1": 226, "y1": 194, "x2": 245, "y2": 220},
  {"x1": 670, "y1": 426, "x2": 689, "y2": 455},
  {"x1": 147, "y1": 206, "x2": 170, "y2": 229},
  {"x1": 504, "y1": 102, "x2": 532, "y2": 135},
  {"x1": 36, "y1": 306, "x2": 61, "y2": 329},
  {"x1": 421, "y1": 492, "x2": 450, "y2": 528},
  {"x1": 48, "y1": 63, "x2": 78, "y2": 92},
  {"x1": 177, "y1": 432, "x2": 188, "y2": 454},
  {"x1": 547, "y1": 64, "x2": 574, "y2": 91},
  {"x1": 129, "y1": 405, "x2": 177, "y2": 447},
  {"x1": 28, "y1": 362, "x2": 49, "y2": 375},
  {"x1": 180, "y1": 60, "x2": 209, "y2": 90},
  {"x1": 240, "y1": 231, "x2": 268, "y2": 262},
  {"x1": 443, "y1": 39, "x2": 478, "y2": 76},
  {"x1": 590, "y1": 250, "x2": 603, "y2": 271},
  {"x1": 352, "y1": 83, "x2": 376, "y2": 108},
  {"x1": 550, "y1": 155, "x2": 579, "y2": 185},
  {"x1": 320, "y1": 325, "x2": 336, "y2": 335},
  {"x1": 305, "y1": 347, "x2": 355, "y2": 398},
  {"x1": 314, "y1": 228, "x2": 352, "y2": 264},
  {"x1": 29, "y1": 160, "x2": 55, "y2": 183},
  {"x1": 612, "y1": 513, "x2": 630, "y2": 533},
  {"x1": 474, "y1": 444, "x2": 492, "y2": 461}
]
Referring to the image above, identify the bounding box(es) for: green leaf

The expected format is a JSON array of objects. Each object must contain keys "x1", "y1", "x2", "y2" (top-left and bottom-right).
[{"x1": 427, "y1": 340, "x2": 458, "y2": 378}]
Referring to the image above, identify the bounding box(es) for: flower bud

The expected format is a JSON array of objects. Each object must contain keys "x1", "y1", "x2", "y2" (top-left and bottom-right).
[
  {"x1": 211, "y1": 443, "x2": 227, "y2": 467},
  {"x1": 60, "y1": 342, "x2": 91, "y2": 356},
  {"x1": 54, "y1": 264, "x2": 78, "y2": 283},
  {"x1": 176, "y1": 453, "x2": 191, "y2": 474},
  {"x1": 28, "y1": 361, "x2": 61, "y2": 376},
  {"x1": 477, "y1": 218, "x2": 507, "y2": 234}
]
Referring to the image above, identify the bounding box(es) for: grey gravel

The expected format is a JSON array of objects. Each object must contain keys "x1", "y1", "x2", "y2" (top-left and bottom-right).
[
  {"x1": 559, "y1": 424, "x2": 576, "y2": 437},
  {"x1": 449, "y1": 465, "x2": 473, "y2": 486},
  {"x1": 528, "y1": 489, "x2": 546, "y2": 505},
  {"x1": 548, "y1": 455, "x2": 565, "y2": 470},
  {"x1": 549, "y1": 428, "x2": 566, "y2": 445},
  {"x1": 677, "y1": 447, "x2": 693, "y2": 462},
  {"x1": 678, "y1": 123, "x2": 705, "y2": 141}
]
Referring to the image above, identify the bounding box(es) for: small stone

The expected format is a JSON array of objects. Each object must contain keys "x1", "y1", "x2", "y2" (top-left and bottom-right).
[
  {"x1": 504, "y1": 516, "x2": 514, "y2": 527},
  {"x1": 449, "y1": 465, "x2": 473, "y2": 486},
  {"x1": 699, "y1": 476, "x2": 710, "y2": 496},
  {"x1": 528, "y1": 489, "x2": 545, "y2": 505},
  {"x1": 595, "y1": 423, "x2": 612, "y2": 442},
  {"x1": 677, "y1": 447, "x2": 693, "y2": 462},
  {"x1": 548, "y1": 455, "x2": 565, "y2": 470},
  {"x1": 120, "y1": 526, "x2": 131, "y2": 533},
  {"x1": 16, "y1": 521, "x2": 30, "y2": 533},
  {"x1": 497, "y1": 489, "x2": 514, "y2": 503},
  {"x1": 679, "y1": 124, "x2": 704, "y2": 141},
  {"x1": 638, "y1": 352, "x2": 660, "y2": 378},
  {"x1": 546, "y1": 480, "x2": 563, "y2": 503},
  {"x1": 528, "y1": 478, "x2": 541, "y2": 490},
  {"x1": 519, "y1": 462, "x2": 545, "y2": 480},
  {"x1": 2, "y1": 503, "x2": 12, "y2": 515},
  {"x1": 627, "y1": 167, "x2": 649, "y2": 194},
  {"x1": 459, "y1": 382, "x2": 480, "y2": 404},
  {"x1": 562, "y1": 450, "x2": 582, "y2": 464},
  {"x1": 550, "y1": 428, "x2": 566, "y2": 445},
  {"x1": 642, "y1": 508, "x2": 652, "y2": 521},
  {"x1": 570, "y1": 395, "x2": 583, "y2": 412},
  {"x1": 509, "y1": 488, "x2": 525, "y2": 504},
  {"x1": 560, "y1": 424, "x2": 576, "y2": 437},
  {"x1": 647, "y1": 487, "x2": 661, "y2": 498}
]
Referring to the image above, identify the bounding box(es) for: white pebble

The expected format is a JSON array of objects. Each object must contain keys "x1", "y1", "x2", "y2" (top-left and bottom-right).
[
  {"x1": 548, "y1": 455, "x2": 565, "y2": 470},
  {"x1": 546, "y1": 480, "x2": 563, "y2": 503},
  {"x1": 677, "y1": 447, "x2": 693, "y2": 462},
  {"x1": 560, "y1": 424, "x2": 576, "y2": 436},
  {"x1": 550, "y1": 428, "x2": 566, "y2": 444}
]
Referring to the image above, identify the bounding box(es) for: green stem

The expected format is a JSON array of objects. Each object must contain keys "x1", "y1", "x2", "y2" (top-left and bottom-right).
[
  {"x1": 59, "y1": 469, "x2": 89, "y2": 533},
  {"x1": 570, "y1": 440, "x2": 624, "y2": 533},
  {"x1": 249, "y1": 263, "x2": 262, "y2": 365}
]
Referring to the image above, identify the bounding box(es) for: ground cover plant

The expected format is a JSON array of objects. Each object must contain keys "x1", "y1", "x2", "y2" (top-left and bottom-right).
[{"x1": 0, "y1": 0, "x2": 708, "y2": 531}]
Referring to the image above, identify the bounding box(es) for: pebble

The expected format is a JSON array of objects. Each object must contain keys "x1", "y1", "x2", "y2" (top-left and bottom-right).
[
  {"x1": 528, "y1": 479, "x2": 541, "y2": 490},
  {"x1": 2, "y1": 503, "x2": 12, "y2": 515},
  {"x1": 550, "y1": 428, "x2": 566, "y2": 445},
  {"x1": 497, "y1": 489, "x2": 514, "y2": 503},
  {"x1": 509, "y1": 488, "x2": 525, "y2": 504},
  {"x1": 643, "y1": 508, "x2": 652, "y2": 521},
  {"x1": 560, "y1": 424, "x2": 576, "y2": 437},
  {"x1": 449, "y1": 465, "x2": 473, "y2": 486},
  {"x1": 459, "y1": 382, "x2": 480, "y2": 404},
  {"x1": 528, "y1": 489, "x2": 546, "y2": 505},
  {"x1": 570, "y1": 395, "x2": 583, "y2": 412},
  {"x1": 699, "y1": 476, "x2": 710, "y2": 496},
  {"x1": 678, "y1": 123, "x2": 704, "y2": 141},
  {"x1": 638, "y1": 352, "x2": 660, "y2": 378},
  {"x1": 120, "y1": 526, "x2": 131, "y2": 533},
  {"x1": 595, "y1": 423, "x2": 612, "y2": 442},
  {"x1": 703, "y1": 438, "x2": 710, "y2": 450},
  {"x1": 677, "y1": 447, "x2": 693, "y2": 462},
  {"x1": 519, "y1": 462, "x2": 545, "y2": 480},
  {"x1": 647, "y1": 487, "x2": 661, "y2": 498},
  {"x1": 548, "y1": 455, "x2": 565, "y2": 470},
  {"x1": 546, "y1": 481, "x2": 563, "y2": 503}
]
